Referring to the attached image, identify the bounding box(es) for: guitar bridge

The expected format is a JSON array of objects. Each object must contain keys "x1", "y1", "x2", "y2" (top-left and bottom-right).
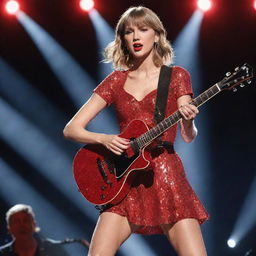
[
  {"x1": 96, "y1": 158, "x2": 112, "y2": 185},
  {"x1": 97, "y1": 158, "x2": 108, "y2": 182}
]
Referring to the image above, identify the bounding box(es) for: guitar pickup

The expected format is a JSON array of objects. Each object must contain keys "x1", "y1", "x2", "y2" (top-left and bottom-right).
[{"x1": 104, "y1": 159, "x2": 115, "y2": 174}]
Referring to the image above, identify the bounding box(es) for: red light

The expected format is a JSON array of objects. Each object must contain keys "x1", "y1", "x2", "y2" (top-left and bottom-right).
[
  {"x1": 5, "y1": 0, "x2": 20, "y2": 15},
  {"x1": 254, "y1": 0, "x2": 256, "y2": 10},
  {"x1": 197, "y1": 0, "x2": 212, "y2": 12},
  {"x1": 79, "y1": 0, "x2": 94, "y2": 12}
]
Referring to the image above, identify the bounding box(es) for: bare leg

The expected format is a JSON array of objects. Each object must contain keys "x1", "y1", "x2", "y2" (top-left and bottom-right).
[
  {"x1": 161, "y1": 218, "x2": 207, "y2": 256},
  {"x1": 88, "y1": 212, "x2": 141, "y2": 256}
]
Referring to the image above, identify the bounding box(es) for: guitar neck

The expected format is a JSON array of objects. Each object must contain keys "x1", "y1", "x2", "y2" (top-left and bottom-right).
[{"x1": 135, "y1": 83, "x2": 222, "y2": 148}]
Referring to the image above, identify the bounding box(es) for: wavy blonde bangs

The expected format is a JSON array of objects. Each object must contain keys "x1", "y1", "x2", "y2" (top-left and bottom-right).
[{"x1": 104, "y1": 6, "x2": 173, "y2": 70}]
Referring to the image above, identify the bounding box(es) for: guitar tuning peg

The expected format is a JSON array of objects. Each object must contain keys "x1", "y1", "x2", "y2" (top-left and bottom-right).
[
  {"x1": 226, "y1": 72, "x2": 231, "y2": 77},
  {"x1": 247, "y1": 80, "x2": 252, "y2": 84},
  {"x1": 235, "y1": 67, "x2": 239, "y2": 71},
  {"x1": 240, "y1": 83, "x2": 245, "y2": 87},
  {"x1": 233, "y1": 87, "x2": 238, "y2": 92}
]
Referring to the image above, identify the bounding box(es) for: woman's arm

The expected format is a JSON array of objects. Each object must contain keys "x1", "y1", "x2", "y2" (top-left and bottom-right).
[
  {"x1": 63, "y1": 93, "x2": 129, "y2": 155},
  {"x1": 177, "y1": 95, "x2": 199, "y2": 143}
]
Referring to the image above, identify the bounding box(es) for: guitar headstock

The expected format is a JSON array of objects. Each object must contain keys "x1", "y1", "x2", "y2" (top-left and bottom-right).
[{"x1": 219, "y1": 63, "x2": 254, "y2": 92}]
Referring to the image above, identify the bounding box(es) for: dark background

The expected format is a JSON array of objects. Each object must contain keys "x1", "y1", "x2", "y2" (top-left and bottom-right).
[{"x1": 0, "y1": 0, "x2": 256, "y2": 255}]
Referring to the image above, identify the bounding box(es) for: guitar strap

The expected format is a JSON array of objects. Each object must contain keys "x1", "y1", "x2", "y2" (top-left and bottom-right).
[{"x1": 154, "y1": 65, "x2": 172, "y2": 124}]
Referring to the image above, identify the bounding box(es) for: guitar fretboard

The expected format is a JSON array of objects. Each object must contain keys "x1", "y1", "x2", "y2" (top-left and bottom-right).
[{"x1": 135, "y1": 83, "x2": 221, "y2": 148}]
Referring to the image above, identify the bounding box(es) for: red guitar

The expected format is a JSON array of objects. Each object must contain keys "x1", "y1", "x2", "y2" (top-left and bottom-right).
[{"x1": 73, "y1": 64, "x2": 253, "y2": 205}]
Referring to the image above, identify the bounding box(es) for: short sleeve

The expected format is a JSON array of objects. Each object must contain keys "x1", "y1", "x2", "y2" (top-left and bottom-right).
[
  {"x1": 172, "y1": 66, "x2": 193, "y2": 99},
  {"x1": 93, "y1": 71, "x2": 120, "y2": 106}
]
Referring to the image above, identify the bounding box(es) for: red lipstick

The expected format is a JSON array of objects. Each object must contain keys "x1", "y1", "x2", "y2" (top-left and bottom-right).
[{"x1": 133, "y1": 43, "x2": 143, "y2": 51}]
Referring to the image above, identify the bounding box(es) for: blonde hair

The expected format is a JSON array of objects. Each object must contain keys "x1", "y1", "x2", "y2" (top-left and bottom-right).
[
  {"x1": 104, "y1": 6, "x2": 173, "y2": 69},
  {"x1": 6, "y1": 204, "x2": 40, "y2": 232}
]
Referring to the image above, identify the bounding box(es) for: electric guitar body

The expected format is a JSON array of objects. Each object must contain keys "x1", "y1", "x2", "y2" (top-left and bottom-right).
[{"x1": 73, "y1": 119, "x2": 152, "y2": 205}]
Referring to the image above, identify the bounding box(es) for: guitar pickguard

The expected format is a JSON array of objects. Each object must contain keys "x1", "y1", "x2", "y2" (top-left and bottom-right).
[{"x1": 109, "y1": 151, "x2": 140, "y2": 179}]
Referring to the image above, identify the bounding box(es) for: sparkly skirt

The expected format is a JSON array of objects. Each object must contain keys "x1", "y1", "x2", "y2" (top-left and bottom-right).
[{"x1": 104, "y1": 148, "x2": 209, "y2": 235}]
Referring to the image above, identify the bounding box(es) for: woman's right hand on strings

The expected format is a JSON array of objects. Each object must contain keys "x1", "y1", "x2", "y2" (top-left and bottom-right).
[{"x1": 101, "y1": 135, "x2": 130, "y2": 155}]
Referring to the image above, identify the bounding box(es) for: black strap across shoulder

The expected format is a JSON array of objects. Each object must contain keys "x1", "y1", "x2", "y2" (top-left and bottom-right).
[{"x1": 154, "y1": 65, "x2": 172, "y2": 124}]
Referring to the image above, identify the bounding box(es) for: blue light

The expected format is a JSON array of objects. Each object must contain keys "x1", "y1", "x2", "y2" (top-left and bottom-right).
[
  {"x1": 0, "y1": 98, "x2": 97, "y2": 221},
  {"x1": 227, "y1": 238, "x2": 237, "y2": 248},
  {"x1": 17, "y1": 11, "x2": 118, "y2": 134},
  {"x1": 173, "y1": 10, "x2": 213, "y2": 254},
  {"x1": 228, "y1": 177, "x2": 256, "y2": 246},
  {"x1": 89, "y1": 9, "x2": 114, "y2": 81},
  {"x1": 0, "y1": 160, "x2": 86, "y2": 255}
]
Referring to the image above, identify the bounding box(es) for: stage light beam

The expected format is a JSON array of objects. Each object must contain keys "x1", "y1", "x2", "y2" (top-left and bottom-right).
[
  {"x1": 17, "y1": 11, "x2": 118, "y2": 134},
  {"x1": 80, "y1": 0, "x2": 94, "y2": 12},
  {"x1": 197, "y1": 0, "x2": 212, "y2": 12},
  {"x1": 89, "y1": 9, "x2": 114, "y2": 81},
  {"x1": 173, "y1": 9, "x2": 214, "y2": 255},
  {"x1": 228, "y1": 175, "x2": 256, "y2": 249},
  {"x1": 5, "y1": 0, "x2": 20, "y2": 15}
]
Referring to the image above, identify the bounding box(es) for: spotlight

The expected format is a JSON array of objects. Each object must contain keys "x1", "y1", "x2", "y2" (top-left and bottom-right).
[
  {"x1": 227, "y1": 239, "x2": 237, "y2": 248},
  {"x1": 197, "y1": 0, "x2": 212, "y2": 12},
  {"x1": 79, "y1": 0, "x2": 94, "y2": 12},
  {"x1": 5, "y1": 0, "x2": 20, "y2": 15},
  {"x1": 254, "y1": 0, "x2": 256, "y2": 11}
]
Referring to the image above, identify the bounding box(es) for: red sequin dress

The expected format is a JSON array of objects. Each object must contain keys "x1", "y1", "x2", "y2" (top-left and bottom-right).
[{"x1": 94, "y1": 66, "x2": 209, "y2": 235}]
